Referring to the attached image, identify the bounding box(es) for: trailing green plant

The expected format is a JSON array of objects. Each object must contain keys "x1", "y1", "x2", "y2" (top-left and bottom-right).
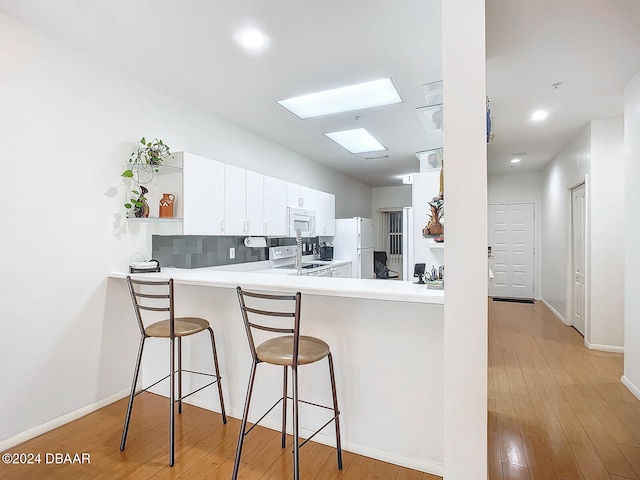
[
  {"x1": 124, "y1": 186, "x2": 150, "y2": 218},
  {"x1": 121, "y1": 137, "x2": 171, "y2": 179},
  {"x1": 121, "y1": 137, "x2": 171, "y2": 215}
]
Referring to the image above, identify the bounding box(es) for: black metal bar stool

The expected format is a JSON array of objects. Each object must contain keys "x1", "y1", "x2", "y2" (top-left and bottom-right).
[
  {"x1": 120, "y1": 276, "x2": 227, "y2": 466},
  {"x1": 232, "y1": 287, "x2": 342, "y2": 480}
]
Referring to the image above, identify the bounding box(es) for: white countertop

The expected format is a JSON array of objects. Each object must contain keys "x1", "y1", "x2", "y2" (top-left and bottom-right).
[{"x1": 109, "y1": 266, "x2": 444, "y2": 305}]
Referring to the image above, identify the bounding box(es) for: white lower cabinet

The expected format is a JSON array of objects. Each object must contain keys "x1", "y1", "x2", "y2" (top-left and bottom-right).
[{"x1": 332, "y1": 263, "x2": 352, "y2": 278}]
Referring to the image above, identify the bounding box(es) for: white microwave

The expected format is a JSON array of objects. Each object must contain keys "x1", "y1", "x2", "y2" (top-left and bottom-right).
[{"x1": 288, "y1": 207, "x2": 316, "y2": 237}]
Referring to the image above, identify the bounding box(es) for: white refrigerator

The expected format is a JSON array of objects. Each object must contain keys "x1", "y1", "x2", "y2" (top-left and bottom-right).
[{"x1": 333, "y1": 217, "x2": 374, "y2": 279}]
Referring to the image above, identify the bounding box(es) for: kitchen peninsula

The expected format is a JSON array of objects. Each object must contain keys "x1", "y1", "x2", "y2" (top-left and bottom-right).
[{"x1": 107, "y1": 268, "x2": 444, "y2": 475}]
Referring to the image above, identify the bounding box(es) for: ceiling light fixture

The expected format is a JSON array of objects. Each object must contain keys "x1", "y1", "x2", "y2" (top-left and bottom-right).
[
  {"x1": 530, "y1": 110, "x2": 548, "y2": 122},
  {"x1": 277, "y1": 78, "x2": 402, "y2": 119},
  {"x1": 324, "y1": 128, "x2": 386, "y2": 154},
  {"x1": 234, "y1": 27, "x2": 270, "y2": 53}
]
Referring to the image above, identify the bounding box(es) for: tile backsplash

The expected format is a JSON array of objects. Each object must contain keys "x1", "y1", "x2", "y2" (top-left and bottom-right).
[{"x1": 152, "y1": 235, "x2": 319, "y2": 269}]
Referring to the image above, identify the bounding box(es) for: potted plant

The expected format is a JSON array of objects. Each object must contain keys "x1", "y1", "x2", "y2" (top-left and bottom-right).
[
  {"x1": 121, "y1": 137, "x2": 172, "y2": 217},
  {"x1": 121, "y1": 137, "x2": 172, "y2": 179}
]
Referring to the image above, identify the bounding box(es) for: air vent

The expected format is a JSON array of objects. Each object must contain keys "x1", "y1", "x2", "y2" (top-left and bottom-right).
[{"x1": 363, "y1": 154, "x2": 390, "y2": 161}]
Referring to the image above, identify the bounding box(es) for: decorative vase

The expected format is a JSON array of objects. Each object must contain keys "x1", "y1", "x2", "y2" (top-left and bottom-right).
[
  {"x1": 159, "y1": 193, "x2": 175, "y2": 218},
  {"x1": 134, "y1": 186, "x2": 150, "y2": 218}
]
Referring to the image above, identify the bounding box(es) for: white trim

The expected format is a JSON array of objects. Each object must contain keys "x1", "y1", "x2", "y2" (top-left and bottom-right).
[
  {"x1": 584, "y1": 341, "x2": 624, "y2": 353},
  {"x1": 541, "y1": 298, "x2": 569, "y2": 325},
  {"x1": 183, "y1": 395, "x2": 443, "y2": 476},
  {"x1": 0, "y1": 389, "x2": 129, "y2": 452},
  {"x1": 621, "y1": 376, "x2": 640, "y2": 401}
]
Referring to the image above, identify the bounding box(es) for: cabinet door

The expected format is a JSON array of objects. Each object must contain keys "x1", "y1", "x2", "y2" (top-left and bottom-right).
[
  {"x1": 245, "y1": 170, "x2": 264, "y2": 236},
  {"x1": 333, "y1": 263, "x2": 352, "y2": 278},
  {"x1": 263, "y1": 175, "x2": 288, "y2": 236},
  {"x1": 300, "y1": 186, "x2": 335, "y2": 236},
  {"x1": 182, "y1": 152, "x2": 225, "y2": 235},
  {"x1": 287, "y1": 182, "x2": 302, "y2": 208},
  {"x1": 224, "y1": 164, "x2": 247, "y2": 235}
]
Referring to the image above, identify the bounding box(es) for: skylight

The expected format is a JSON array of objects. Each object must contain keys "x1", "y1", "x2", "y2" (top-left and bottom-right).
[
  {"x1": 324, "y1": 128, "x2": 386, "y2": 154},
  {"x1": 277, "y1": 78, "x2": 402, "y2": 119}
]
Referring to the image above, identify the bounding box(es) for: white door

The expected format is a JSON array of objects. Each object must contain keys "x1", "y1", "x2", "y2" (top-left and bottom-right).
[
  {"x1": 571, "y1": 184, "x2": 586, "y2": 336},
  {"x1": 488, "y1": 203, "x2": 535, "y2": 299}
]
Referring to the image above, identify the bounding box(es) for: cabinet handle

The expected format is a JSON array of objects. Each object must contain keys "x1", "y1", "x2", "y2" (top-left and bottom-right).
[
  {"x1": 247, "y1": 219, "x2": 251, "y2": 234},
  {"x1": 264, "y1": 221, "x2": 268, "y2": 235},
  {"x1": 221, "y1": 219, "x2": 225, "y2": 233}
]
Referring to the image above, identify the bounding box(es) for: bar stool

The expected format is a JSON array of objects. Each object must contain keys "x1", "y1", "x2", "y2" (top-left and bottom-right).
[
  {"x1": 233, "y1": 286, "x2": 342, "y2": 480},
  {"x1": 120, "y1": 276, "x2": 227, "y2": 466}
]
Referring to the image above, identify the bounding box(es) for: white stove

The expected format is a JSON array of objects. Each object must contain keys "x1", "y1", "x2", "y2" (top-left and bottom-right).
[{"x1": 269, "y1": 246, "x2": 333, "y2": 276}]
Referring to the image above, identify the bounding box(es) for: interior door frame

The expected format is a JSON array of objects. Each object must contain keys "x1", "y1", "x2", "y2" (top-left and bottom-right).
[
  {"x1": 487, "y1": 202, "x2": 537, "y2": 299},
  {"x1": 569, "y1": 181, "x2": 589, "y2": 339}
]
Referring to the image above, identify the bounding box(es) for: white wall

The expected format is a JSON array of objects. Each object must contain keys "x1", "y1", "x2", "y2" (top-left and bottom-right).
[
  {"x1": 0, "y1": 12, "x2": 371, "y2": 446},
  {"x1": 413, "y1": 171, "x2": 445, "y2": 270},
  {"x1": 589, "y1": 117, "x2": 625, "y2": 350},
  {"x1": 623, "y1": 70, "x2": 640, "y2": 397},
  {"x1": 488, "y1": 172, "x2": 542, "y2": 299},
  {"x1": 539, "y1": 117, "x2": 625, "y2": 351},
  {"x1": 442, "y1": 0, "x2": 488, "y2": 477},
  {"x1": 540, "y1": 125, "x2": 591, "y2": 321},
  {"x1": 371, "y1": 185, "x2": 412, "y2": 250}
]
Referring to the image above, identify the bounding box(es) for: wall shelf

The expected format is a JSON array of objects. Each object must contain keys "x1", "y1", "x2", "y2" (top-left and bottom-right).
[{"x1": 127, "y1": 217, "x2": 182, "y2": 223}]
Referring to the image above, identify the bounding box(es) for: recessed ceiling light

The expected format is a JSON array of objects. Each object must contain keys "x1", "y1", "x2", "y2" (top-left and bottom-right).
[
  {"x1": 324, "y1": 128, "x2": 386, "y2": 154},
  {"x1": 510, "y1": 158, "x2": 522, "y2": 164},
  {"x1": 234, "y1": 27, "x2": 269, "y2": 53},
  {"x1": 530, "y1": 110, "x2": 548, "y2": 122},
  {"x1": 277, "y1": 78, "x2": 402, "y2": 119}
]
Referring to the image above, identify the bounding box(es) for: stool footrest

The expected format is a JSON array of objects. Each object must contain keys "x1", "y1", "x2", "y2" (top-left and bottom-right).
[{"x1": 241, "y1": 395, "x2": 340, "y2": 447}]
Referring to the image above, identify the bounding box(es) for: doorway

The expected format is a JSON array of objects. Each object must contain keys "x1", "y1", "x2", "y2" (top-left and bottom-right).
[
  {"x1": 488, "y1": 203, "x2": 535, "y2": 299},
  {"x1": 571, "y1": 183, "x2": 586, "y2": 336}
]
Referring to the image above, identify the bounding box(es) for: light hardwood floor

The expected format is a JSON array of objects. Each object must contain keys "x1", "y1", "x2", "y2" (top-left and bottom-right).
[
  {"x1": 3, "y1": 300, "x2": 639, "y2": 479},
  {"x1": 0, "y1": 386, "x2": 439, "y2": 479},
  {"x1": 489, "y1": 299, "x2": 640, "y2": 480}
]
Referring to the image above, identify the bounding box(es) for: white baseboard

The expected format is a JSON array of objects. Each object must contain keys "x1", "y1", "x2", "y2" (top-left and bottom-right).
[
  {"x1": 585, "y1": 341, "x2": 624, "y2": 353},
  {"x1": 185, "y1": 395, "x2": 444, "y2": 477},
  {"x1": 540, "y1": 299, "x2": 568, "y2": 325},
  {"x1": 621, "y1": 375, "x2": 640, "y2": 401},
  {"x1": 0, "y1": 389, "x2": 129, "y2": 452}
]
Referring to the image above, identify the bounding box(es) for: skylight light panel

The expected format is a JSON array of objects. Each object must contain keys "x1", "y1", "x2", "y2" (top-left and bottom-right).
[
  {"x1": 324, "y1": 128, "x2": 386, "y2": 154},
  {"x1": 278, "y1": 78, "x2": 402, "y2": 119}
]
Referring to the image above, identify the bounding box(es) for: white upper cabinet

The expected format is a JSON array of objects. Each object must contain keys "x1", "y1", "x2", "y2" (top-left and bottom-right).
[
  {"x1": 245, "y1": 170, "x2": 264, "y2": 236},
  {"x1": 224, "y1": 164, "x2": 247, "y2": 235},
  {"x1": 287, "y1": 182, "x2": 302, "y2": 208},
  {"x1": 300, "y1": 186, "x2": 336, "y2": 236},
  {"x1": 164, "y1": 152, "x2": 335, "y2": 238},
  {"x1": 180, "y1": 152, "x2": 225, "y2": 235},
  {"x1": 263, "y1": 175, "x2": 288, "y2": 236}
]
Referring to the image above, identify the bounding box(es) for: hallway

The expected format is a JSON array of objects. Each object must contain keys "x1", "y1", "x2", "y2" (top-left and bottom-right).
[{"x1": 488, "y1": 300, "x2": 640, "y2": 479}]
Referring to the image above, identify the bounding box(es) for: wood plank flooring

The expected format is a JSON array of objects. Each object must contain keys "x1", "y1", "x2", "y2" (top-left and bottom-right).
[
  {"x1": 3, "y1": 299, "x2": 640, "y2": 479},
  {"x1": 489, "y1": 299, "x2": 640, "y2": 480},
  {"x1": 0, "y1": 391, "x2": 439, "y2": 479}
]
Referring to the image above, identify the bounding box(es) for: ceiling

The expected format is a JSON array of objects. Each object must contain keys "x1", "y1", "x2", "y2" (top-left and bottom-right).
[
  {"x1": 486, "y1": 0, "x2": 640, "y2": 175},
  {"x1": 1, "y1": 1, "x2": 639, "y2": 185}
]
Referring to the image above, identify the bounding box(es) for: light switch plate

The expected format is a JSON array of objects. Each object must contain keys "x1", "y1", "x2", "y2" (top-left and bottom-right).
[{"x1": 229, "y1": 247, "x2": 235, "y2": 259}]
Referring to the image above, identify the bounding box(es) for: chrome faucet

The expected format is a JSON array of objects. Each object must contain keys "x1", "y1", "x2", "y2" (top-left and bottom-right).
[{"x1": 295, "y1": 229, "x2": 302, "y2": 275}]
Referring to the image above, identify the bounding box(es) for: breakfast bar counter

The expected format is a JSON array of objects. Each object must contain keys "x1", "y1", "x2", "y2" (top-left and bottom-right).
[{"x1": 106, "y1": 268, "x2": 444, "y2": 475}]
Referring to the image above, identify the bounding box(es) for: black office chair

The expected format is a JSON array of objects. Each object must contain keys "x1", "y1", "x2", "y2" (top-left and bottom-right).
[{"x1": 373, "y1": 251, "x2": 400, "y2": 279}]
